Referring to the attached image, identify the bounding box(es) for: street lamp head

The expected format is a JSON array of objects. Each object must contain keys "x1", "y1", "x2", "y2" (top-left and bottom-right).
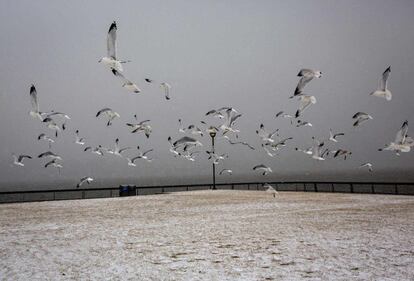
[{"x1": 208, "y1": 126, "x2": 217, "y2": 138}]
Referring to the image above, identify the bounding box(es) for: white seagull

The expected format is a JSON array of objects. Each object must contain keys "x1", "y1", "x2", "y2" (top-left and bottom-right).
[
  {"x1": 44, "y1": 159, "x2": 63, "y2": 174},
  {"x1": 379, "y1": 120, "x2": 413, "y2": 154},
  {"x1": 295, "y1": 95, "x2": 317, "y2": 118},
  {"x1": 75, "y1": 130, "x2": 86, "y2": 145},
  {"x1": 352, "y1": 112, "x2": 373, "y2": 127},
  {"x1": 256, "y1": 124, "x2": 279, "y2": 143},
  {"x1": 160, "y1": 82, "x2": 171, "y2": 100},
  {"x1": 38, "y1": 151, "x2": 62, "y2": 161},
  {"x1": 112, "y1": 69, "x2": 141, "y2": 93},
  {"x1": 126, "y1": 119, "x2": 152, "y2": 138},
  {"x1": 359, "y1": 163, "x2": 373, "y2": 172},
  {"x1": 96, "y1": 108, "x2": 120, "y2": 126},
  {"x1": 98, "y1": 21, "x2": 129, "y2": 72},
  {"x1": 253, "y1": 164, "x2": 273, "y2": 176},
  {"x1": 77, "y1": 177, "x2": 94, "y2": 188},
  {"x1": 264, "y1": 183, "x2": 278, "y2": 197},
  {"x1": 12, "y1": 154, "x2": 32, "y2": 167},
  {"x1": 370, "y1": 66, "x2": 392, "y2": 101},
  {"x1": 219, "y1": 169, "x2": 233, "y2": 175},
  {"x1": 38, "y1": 133, "x2": 54, "y2": 148},
  {"x1": 291, "y1": 68, "x2": 322, "y2": 98},
  {"x1": 329, "y1": 129, "x2": 345, "y2": 142},
  {"x1": 29, "y1": 84, "x2": 43, "y2": 121}
]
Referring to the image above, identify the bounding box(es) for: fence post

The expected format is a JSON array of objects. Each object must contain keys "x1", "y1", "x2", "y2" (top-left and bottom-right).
[
  {"x1": 350, "y1": 184, "x2": 354, "y2": 193},
  {"x1": 232, "y1": 184, "x2": 234, "y2": 190},
  {"x1": 187, "y1": 186, "x2": 189, "y2": 191},
  {"x1": 395, "y1": 184, "x2": 398, "y2": 195},
  {"x1": 314, "y1": 183, "x2": 318, "y2": 192},
  {"x1": 247, "y1": 184, "x2": 250, "y2": 190},
  {"x1": 371, "y1": 184, "x2": 375, "y2": 194},
  {"x1": 331, "y1": 184, "x2": 334, "y2": 193},
  {"x1": 82, "y1": 191, "x2": 85, "y2": 199}
]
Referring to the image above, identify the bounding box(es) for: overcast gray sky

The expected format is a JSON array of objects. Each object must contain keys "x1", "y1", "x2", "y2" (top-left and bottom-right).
[{"x1": 1, "y1": 0, "x2": 414, "y2": 190}]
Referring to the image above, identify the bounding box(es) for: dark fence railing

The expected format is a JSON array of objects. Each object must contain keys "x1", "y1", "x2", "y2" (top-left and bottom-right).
[{"x1": 0, "y1": 181, "x2": 413, "y2": 204}]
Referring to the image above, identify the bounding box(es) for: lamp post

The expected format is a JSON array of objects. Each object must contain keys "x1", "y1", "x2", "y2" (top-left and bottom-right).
[{"x1": 208, "y1": 127, "x2": 217, "y2": 190}]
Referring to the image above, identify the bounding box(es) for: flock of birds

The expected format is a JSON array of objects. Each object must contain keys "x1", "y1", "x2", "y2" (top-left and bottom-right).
[{"x1": 11, "y1": 21, "x2": 413, "y2": 189}]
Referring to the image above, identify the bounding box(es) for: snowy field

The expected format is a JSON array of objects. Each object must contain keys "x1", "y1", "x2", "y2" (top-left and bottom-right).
[{"x1": 1, "y1": 190, "x2": 413, "y2": 281}]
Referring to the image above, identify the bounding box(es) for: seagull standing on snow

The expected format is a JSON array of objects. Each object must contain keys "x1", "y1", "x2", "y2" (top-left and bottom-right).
[
  {"x1": 291, "y1": 68, "x2": 322, "y2": 98},
  {"x1": 370, "y1": 66, "x2": 392, "y2": 101},
  {"x1": 263, "y1": 183, "x2": 278, "y2": 198},
  {"x1": 12, "y1": 154, "x2": 32, "y2": 167}
]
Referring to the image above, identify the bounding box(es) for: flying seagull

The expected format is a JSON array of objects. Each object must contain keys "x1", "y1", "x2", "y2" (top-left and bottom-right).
[
  {"x1": 42, "y1": 117, "x2": 61, "y2": 137},
  {"x1": 253, "y1": 164, "x2": 273, "y2": 176},
  {"x1": 160, "y1": 82, "x2": 171, "y2": 100},
  {"x1": 75, "y1": 130, "x2": 86, "y2": 145},
  {"x1": 172, "y1": 136, "x2": 203, "y2": 149},
  {"x1": 98, "y1": 21, "x2": 130, "y2": 72},
  {"x1": 219, "y1": 169, "x2": 233, "y2": 175},
  {"x1": 109, "y1": 138, "x2": 131, "y2": 157},
  {"x1": 352, "y1": 112, "x2": 373, "y2": 127},
  {"x1": 77, "y1": 177, "x2": 94, "y2": 188},
  {"x1": 12, "y1": 154, "x2": 32, "y2": 167},
  {"x1": 359, "y1": 163, "x2": 373, "y2": 172},
  {"x1": 256, "y1": 124, "x2": 279, "y2": 143},
  {"x1": 38, "y1": 133, "x2": 54, "y2": 148},
  {"x1": 311, "y1": 137, "x2": 325, "y2": 161},
  {"x1": 370, "y1": 66, "x2": 392, "y2": 101},
  {"x1": 112, "y1": 69, "x2": 141, "y2": 93},
  {"x1": 96, "y1": 108, "x2": 120, "y2": 126},
  {"x1": 379, "y1": 120, "x2": 413, "y2": 154},
  {"x1": 296, "y1": 120, "x2": 313, "y2": 128},
  {"x1": 126, "y1": 119, "x2": 152, "y2": 138},
  {"x1": 29, "y1": 84, "x2": 43, "y2": 121},
  {"x1": 38, "y1": 151, "x2": 62, "y2": 161},
  {"x1": 295, "y1": 95, "x2": 317, "y2": 118},
  {"x1": 329, "y1": 129, "x2": 345, "y2": 142},
  {"x1": 291, "y1": 68, "x2": 322, "y2": 98},
  {"x1": 333, "y1": 149, "x2": 352, "y2": 160},
  {"x1": 44, "y1": 159, "x2": 63, "y2": 174}
]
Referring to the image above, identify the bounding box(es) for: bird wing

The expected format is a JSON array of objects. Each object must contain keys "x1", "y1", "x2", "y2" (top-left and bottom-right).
[
  {"x1": 395, "y1": 120, "x2": 408, "y2": 144},
  {"x1": 30, "y1": 84, "x2": 39, "y2": 112},
  {"x1": 380, "y1": 66, "x2": 391, "y2": 90},
  {"x1": 107, "y1": 21, "x2": 117, "y2": 59},
  {"x1": 96, "y1": 108, "x2": 112, "y2": 117},
  {"x1": 294, "y1": 75, "x2": 314, "y2": 96},
  {"x1": 143, "y1": 149, "x2": 154, "y2": 156},
  {"x1": 18, "y1": 155, "x2": 32, "y2": 162}
]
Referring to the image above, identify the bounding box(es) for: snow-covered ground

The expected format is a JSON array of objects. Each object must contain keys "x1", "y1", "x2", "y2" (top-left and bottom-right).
[{"x1": 0, "y1": 190, "x2": 413, "y2": 281}]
